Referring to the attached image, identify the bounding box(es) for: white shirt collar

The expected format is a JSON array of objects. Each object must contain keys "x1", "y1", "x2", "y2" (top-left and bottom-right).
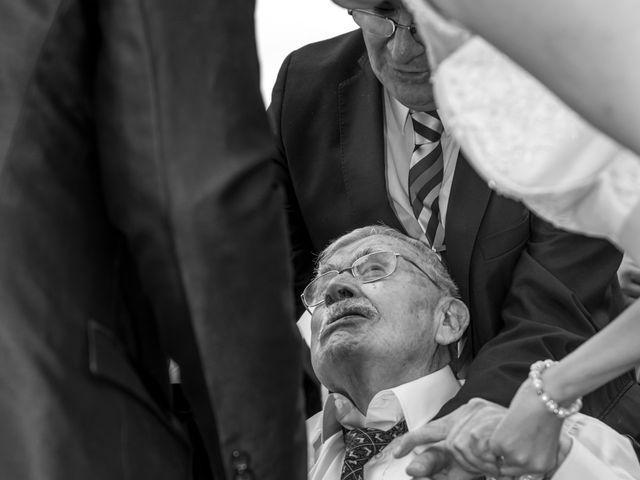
[
  {"x1": 384, "y1": 89, "x2": 452, "y2": 135},
  {"x1": 386, "y1": 90, "x2": 412, "y2": 135},
  {"x1": 320, "y1": 365, "x2": 461, "y2": 442}
]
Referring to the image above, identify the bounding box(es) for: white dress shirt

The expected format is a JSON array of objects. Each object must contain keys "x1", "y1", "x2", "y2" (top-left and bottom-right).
[
  {"x1": 306, "y1": 365, "x2": 640, "y2": 480},
  {"x1": 307, "y1": 366, "x2": 460, "y2": 480},
  {"x1": 383, "y1": 90, "x2": 460, "y2": 244}
]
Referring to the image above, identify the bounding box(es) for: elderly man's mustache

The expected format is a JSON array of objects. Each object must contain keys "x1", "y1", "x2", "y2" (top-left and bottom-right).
[{"x1": 324, "y1": 299, "x2": 378, "y2": 327}]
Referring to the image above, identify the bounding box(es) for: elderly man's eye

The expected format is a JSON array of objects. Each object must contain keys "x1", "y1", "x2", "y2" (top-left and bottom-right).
[{"x1": 360, "y1": 262, "x2": 386, "y2": 275}]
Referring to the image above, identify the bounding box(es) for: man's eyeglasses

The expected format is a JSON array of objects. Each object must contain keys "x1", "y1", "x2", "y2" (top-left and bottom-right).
[
  {"x1": 301, "y1": 250, "x2": 438, "y2": 313},
  {"x1": 348, "y1": 8, "x2": 417, "y2": 38}
]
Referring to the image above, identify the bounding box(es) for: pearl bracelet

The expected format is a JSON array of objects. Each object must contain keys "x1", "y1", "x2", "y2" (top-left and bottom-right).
[{"x1": 529, "y1": 360, "x2": 582, "y2": 418}]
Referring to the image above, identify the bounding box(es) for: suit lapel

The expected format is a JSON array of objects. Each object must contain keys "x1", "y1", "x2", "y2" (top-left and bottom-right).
[
  {"x1": 445, "y1": 155, "x2": 492, "y2": 305},
  {"x1": 337, "y1": 54, "x2": 405, "y2": 232}
]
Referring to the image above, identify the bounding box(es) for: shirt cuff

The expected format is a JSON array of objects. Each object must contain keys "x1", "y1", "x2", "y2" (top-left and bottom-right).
[{"x1": 551, "y1": 436, "x2": 638, "y2": 480}]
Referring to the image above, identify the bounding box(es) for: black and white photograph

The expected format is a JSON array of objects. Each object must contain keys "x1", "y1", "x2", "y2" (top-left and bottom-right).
[{"x1": 1, "y1": 1, "x2": 639, "y2": 479}]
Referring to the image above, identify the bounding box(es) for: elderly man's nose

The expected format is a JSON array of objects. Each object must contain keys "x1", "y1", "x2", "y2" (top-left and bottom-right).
[
  {"x1": 324, "y1": 276, "x2": 358, "y2": 306},
  {"x1": 388, "y1": 26, "x2": 423, "y2": 60}
]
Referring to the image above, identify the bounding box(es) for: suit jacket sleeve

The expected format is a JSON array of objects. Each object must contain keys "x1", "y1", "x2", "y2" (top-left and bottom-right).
[{"x1": 95, "y1": 1, "x2": 306, "y2": 479}]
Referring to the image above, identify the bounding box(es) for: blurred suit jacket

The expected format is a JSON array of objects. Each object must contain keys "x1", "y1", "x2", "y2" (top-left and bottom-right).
[
  {"x1": 268, "y1": 30, "x2": 640, "y2": 444},
  {"x1": 0, "y1": 0, "x2": 306, "y2": 479}
]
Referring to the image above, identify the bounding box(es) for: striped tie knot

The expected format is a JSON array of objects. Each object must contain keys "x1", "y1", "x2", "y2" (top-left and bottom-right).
[{"x1": 411, "y1": 110, "x2": 443, "y2": 145}]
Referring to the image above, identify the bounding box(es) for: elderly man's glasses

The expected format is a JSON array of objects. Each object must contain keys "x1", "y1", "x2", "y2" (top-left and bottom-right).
[
  {"x1": 348, "y1": 9, "x2": 417, "y2": 38},
  {"x1": 301, "y1": 250, "x2": 438, "y2": 312}
]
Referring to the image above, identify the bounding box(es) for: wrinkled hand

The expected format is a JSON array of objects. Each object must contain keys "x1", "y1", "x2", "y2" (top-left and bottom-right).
[
  {"x1": 402, "y1": 446, "x2": 481, "y2": 480},
  {"x1": 393, "y1": 398, "x2": 506, "y2": 479},
  {"x1": 619, "y1": 254, "x2": 640, "y2": 307},
  {"x1": 489, "y1": 380, "x2": 570, "y2": 478}
]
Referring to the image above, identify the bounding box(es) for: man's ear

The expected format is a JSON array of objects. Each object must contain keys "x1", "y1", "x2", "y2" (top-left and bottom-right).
[{"x1": 434, "y1": 297, "x2": 470, "y2": 346}]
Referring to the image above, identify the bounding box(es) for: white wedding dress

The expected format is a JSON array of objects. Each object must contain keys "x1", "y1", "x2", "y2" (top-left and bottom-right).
[{"x1": 432, "y1": 37, "x2": 640, "y2": 264}]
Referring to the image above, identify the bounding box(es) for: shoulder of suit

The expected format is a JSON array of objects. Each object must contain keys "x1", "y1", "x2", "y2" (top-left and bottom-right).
[{"x1": 285, "y1": 29, "x2": 367, "y2": 78}]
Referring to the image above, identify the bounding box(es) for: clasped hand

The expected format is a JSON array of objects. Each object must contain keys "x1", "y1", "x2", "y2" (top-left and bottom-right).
[{"x1": 392, "y1": 390, "x2": 567, "y2": 479}]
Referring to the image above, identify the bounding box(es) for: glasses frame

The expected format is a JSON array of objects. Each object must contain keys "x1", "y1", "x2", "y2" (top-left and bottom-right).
[
  {"x1": 348, "y1": 8, "x2": 417, "y2": 38},
  {"x1": 301, "y1": 250, "x2": 440, "y2": 313}
]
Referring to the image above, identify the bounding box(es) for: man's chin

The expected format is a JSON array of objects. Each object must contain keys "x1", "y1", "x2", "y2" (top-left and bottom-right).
[
  {"x1": 388, "y1": 81, "x2": 436, "y2": 112},
  {"x1": 316, "y1": 321, "x2": 367, "y2": 352},
  {"x1": 314, "y1": 338, "x2": 367, "y2": 380},
  {"x1": 396, "y1": 93, "x2": 437, "y2": 112}
]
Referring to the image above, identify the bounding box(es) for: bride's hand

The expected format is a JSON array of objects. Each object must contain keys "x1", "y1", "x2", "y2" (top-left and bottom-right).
[
  {"x1": 401, "y1": 0, "x2": 472, "y2": 72},
  {"x1": 489, "y1": 379, "x2": 572, "y2": 478}
]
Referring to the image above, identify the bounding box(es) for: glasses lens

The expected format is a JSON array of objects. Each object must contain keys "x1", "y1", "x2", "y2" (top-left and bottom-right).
[
  {"x1": 303, "y1": 271, "x2": 337, "y2": 308},
  {"x1": 351, "y1": 10, "x2": 395, "y2": 37},
  {"x1": 353, "y1": 252, "x2": 396, "y2": 282}
]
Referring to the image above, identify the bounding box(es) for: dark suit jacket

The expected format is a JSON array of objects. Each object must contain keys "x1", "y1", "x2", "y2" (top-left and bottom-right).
[
  {"x1": 0, "y1": 1, "x2": 306, "y2": 479},
  {"x1": 268, "y1": 29, "x2": 640, "y2": 442}
]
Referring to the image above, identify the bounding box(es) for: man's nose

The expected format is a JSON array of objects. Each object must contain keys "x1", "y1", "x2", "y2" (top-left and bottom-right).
[
  {"x1": 323, "y1": 274, "x2": 359, "y2": 307},
  {"x1": 388, "y1": 28, "x2": 423, "y2": 62}
]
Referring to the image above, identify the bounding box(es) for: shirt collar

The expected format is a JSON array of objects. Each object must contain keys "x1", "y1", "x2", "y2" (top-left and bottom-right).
[
  {"x1": 385, "y1": 89, "x2": 412, "y2": 135},
  {"x1": 384, "y1": 89, "x2": 451, "y2": 135},
  {"x1": 320, "y1": 365, "x2": 461, "y2": 442}
]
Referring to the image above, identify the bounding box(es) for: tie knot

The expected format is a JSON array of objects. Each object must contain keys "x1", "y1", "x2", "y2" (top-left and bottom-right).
[
  {"x1": 340, "y1": 420, "x2": 408, "y2": 480},
  {"x1": 343, "y1": 420, "x2": 407, "y2": 451},
  {"x1": 411, "y1": 110, "x2": 442, "y2": 144}
]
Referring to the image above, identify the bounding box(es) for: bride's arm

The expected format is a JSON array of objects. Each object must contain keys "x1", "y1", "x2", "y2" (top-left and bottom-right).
[{"x1": 426, "y1": 0, "x2": 640, "y2": 157}]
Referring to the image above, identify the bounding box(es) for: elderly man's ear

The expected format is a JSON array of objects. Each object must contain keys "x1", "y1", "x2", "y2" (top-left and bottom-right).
[{"x1": 433, "y1": 297, "x2": 470, "y2": 346}]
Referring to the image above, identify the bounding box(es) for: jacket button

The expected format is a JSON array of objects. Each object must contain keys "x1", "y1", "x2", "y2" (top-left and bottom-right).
[{"x1": 231, "y1": 450, "x2": 254, "y2": 480}]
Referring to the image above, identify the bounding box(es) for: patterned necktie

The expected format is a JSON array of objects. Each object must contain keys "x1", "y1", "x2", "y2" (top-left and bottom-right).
[
  {"x1": 409, "y1": 110, "x2": 445, "y2": 251},
  {"x1": 340, "y1": 420, "x2": 408, "y2": 480}
]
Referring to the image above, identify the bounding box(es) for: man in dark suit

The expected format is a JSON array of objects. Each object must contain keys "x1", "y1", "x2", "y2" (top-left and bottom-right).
[
  {"x1": 267, "y1": 1, "x2": 640, "y2": 440},
  {"x1": 0, "y1": 0, "x2": 305, "y2": 479}
]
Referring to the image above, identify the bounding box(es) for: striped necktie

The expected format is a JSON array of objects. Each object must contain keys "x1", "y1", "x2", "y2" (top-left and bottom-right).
[
  {"x1": 340, "y1": 420, "x2": 408, "y2": 480},
  {"x1": 409, "y1": 110, "x2": 445, "y2": 251}
]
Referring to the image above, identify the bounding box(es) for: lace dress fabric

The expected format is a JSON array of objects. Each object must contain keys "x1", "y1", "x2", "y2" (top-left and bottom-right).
[{"x1": 433, "y1": 37, "x2": 640, "y2": 260}]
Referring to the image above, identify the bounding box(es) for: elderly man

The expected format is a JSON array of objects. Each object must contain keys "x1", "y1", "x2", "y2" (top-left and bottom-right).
[
  {"x1": 268, "y1": 0, "x2": 640, "y2": 438},
  {"x1": 305, "y1": 225, "x2": 640, "y2": 480}
]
